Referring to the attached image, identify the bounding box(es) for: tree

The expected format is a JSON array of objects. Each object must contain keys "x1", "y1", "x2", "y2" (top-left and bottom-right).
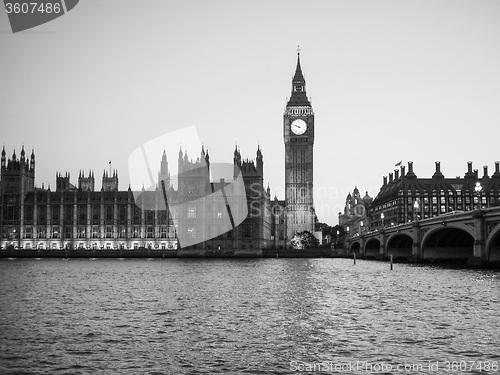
[{"x1": 291, "y1": 230, "x2": 320, "y2": 249}]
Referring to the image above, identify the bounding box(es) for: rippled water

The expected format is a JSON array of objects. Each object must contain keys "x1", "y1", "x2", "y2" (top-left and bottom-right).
[{"x1": 0, "y1": 258, "x2": 499, "y2": 374}]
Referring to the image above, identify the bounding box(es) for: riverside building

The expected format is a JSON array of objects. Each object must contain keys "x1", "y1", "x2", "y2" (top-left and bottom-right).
[{"x1": 0, "y1": 53, "x2": 319, "y2": 251}]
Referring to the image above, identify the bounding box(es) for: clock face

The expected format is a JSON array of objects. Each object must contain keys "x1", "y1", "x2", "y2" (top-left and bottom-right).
[{"x1": 291, "y1": 119, "x2": 307, "y2": 135}]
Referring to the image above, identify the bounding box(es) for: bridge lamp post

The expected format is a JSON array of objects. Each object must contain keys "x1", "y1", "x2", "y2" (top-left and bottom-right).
[
  {"x1": 475, "y1": 182, "x2": 482, "y2": 210},
  {"x1": 414, "y1": 200, "x2": 420, "y2": 221},
  {"x1": 381, "y1": 213, "x2": 385, "y2": 228}
]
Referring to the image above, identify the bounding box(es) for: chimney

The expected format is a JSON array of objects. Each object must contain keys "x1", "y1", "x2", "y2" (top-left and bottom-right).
[
  {"x1": 408, "y1": 161, "x2": 414, "y2": 174},
  {"x1": 383, "y1": 176, "x2": 387, "y2": 186},
  {"x1": 495, "y1": 161, "x2": 500, "y2": 176},
  {"x1": 389, "y1": 172, "x2": 393, "y2": 183},
  {"x1": 483, "y1": 166, "x2": 489, "y2": 178},
  {"x1": 474, "y1": 169, "x2": 478, "y2": 178},
  {"x1": 465, "y1": 161, "x2": 475, "y2": 178},
  {"x1": 395, "y1": 169, "x2": 399, "y2": 179},
  {"x1": 401, "y1": 165, "x2": 406, "y2": 177},
  {"x1": 433, "y1": 161, "x2": 444, "y2": 178}
]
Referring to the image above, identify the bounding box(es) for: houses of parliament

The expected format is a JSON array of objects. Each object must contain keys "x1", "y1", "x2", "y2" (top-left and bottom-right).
[{"x1": 0, "y1": 53, "x2": 318, "y2": 251}]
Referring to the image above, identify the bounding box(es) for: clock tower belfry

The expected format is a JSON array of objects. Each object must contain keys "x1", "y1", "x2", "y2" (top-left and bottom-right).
[{"x1": 284, "y1": 51, "x2": 315, "y2": 240}]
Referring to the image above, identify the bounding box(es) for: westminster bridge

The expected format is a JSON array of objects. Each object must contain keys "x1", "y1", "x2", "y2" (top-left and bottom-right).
[{"x1": 344, "y1": 207, "x2": 500, "y2": 266}]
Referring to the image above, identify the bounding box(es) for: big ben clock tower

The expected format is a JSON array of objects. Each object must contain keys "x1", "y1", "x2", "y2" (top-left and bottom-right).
[{"x1": 284, "y1": 50, "x2": 315, "y2": 240}]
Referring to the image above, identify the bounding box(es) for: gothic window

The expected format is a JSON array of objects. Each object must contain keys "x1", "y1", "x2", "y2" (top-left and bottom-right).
[
  {"x1": 105, "y1": 226, "x2": 113, "y2": 238},
  {"x1": 91, "y1": 205, "x2": 100, "y2": 224},
  {"x1": 132, "y1": 226, "x2": 140, "y2": 238},
  {"x1": 160, "y1": 226, "x2": 167, "y2": 238},
  {"x1": 243, "y1": 226, "x2": 252, "y2": 238},
  {"x1": 105, "y1": 205, "x2": 114, "y2": 223},
  {"x1": 159, "y1": 210, "x2": 167, "y2": 224},
  {"x1": 51, "y1": 226, "x2": 59, "y2": 238},
  {"x1": 24, "y1": 206, "x2": 34, "y2": 223},
  {"x1": 77, "y1": 205, "x2": 86, "y2": 224},
  {"x1": 118, "y1": 226, "x2": 126, "y2": 238},
  {"x1": 77, "y1": 226, "x2": 86, "y2": 238},
  {"x1": 38, "y1": 206, "x2": 47, "y2": 225},
  {"x1": 64, "y1": 205, "x2": 73, "y2": 224},
  {"x1": 145, "y1": 210, "x2": 154, "y2": 224},
  {"x1": 119, "y1": 206, "x2": 127, "y2": 224},
  {"x1": 133, "y1": 206, "x2": 141, "y2": 224}
]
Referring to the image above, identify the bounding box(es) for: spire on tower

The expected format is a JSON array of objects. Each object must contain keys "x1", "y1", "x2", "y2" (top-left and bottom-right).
[
  {"x1": 1, "y1": 146, "x2": 5, "y2": 168},
  {"x1": 287, "y1": 48, "x2": 310, "y2": 107},
  {"x1": 292, "y1": 48, "x2": 305, "y2": 84},
  {"x1": 29, "y1": 148, "x2": 35, "y2": 171},
  {"x1": 205, "y1": 148, "x2": 210, "y2": 166},
  {"x1": 257, "y1": 144, "x2": 263, "y2": 159}
]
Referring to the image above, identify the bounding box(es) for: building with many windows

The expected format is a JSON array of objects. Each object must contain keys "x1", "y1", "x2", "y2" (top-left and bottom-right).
[
  {"x1": 0, "y1": 53, "x2": 319, "y2": 251},
  {"x1": 369, "y1": 161, "x2": 500, "y2": 230},
  {"x1": 0, "y1": 145, "x2": 273, "y2": 251},
  {"x1": 338, "y1": 186, "x2": 372, "y2": 237}
]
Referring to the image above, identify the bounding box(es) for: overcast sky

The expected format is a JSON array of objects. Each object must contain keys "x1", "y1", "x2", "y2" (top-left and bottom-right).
[{"x1": 1, "y1": 0, "x2": 500, "y2": 225}]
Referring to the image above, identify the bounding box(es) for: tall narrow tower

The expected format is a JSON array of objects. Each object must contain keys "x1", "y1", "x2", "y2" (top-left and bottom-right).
[{"x1": 284, "y1": 51, "x2": 315, "y2": 240}]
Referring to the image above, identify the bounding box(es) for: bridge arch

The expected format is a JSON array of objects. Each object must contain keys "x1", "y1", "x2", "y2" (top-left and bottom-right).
[
  {"x1": 421, "y1": 225, "x2": 474, "y2": 261},
  {"x1": 386, "y1": 233, "x2": 413, "y2": 259},
  {"x1": 365, "y1": 238, "x2": 380, "y2": 258},
  {"x1": 350, "y1": 241, "x2": 361, "y2": 254},
  {"x1": 486, "y1": 223, "x2": 500, "y2": 262}
]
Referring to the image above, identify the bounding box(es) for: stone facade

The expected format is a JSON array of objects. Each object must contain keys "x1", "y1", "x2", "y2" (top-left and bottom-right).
[
  {"x1": 339, "y1": 187, "x2": 372, "y2": 237},
  {"x1": 0, "y1": 145, "x2": 273, "y2": 250},
  {"x1": 0, "y1": 53, "x2": 319, "y2": 251},
  {"x1": 369, "y1": 161, "x2": 500, "y2": 231},
  {"x1": 283, "y1": 52, "x2": 316, "y2": 240}
]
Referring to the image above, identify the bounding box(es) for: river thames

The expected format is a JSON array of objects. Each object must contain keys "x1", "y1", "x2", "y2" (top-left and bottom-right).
[{"x1": 0, "y1": 258, "x2": 499, "y2": 374}]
